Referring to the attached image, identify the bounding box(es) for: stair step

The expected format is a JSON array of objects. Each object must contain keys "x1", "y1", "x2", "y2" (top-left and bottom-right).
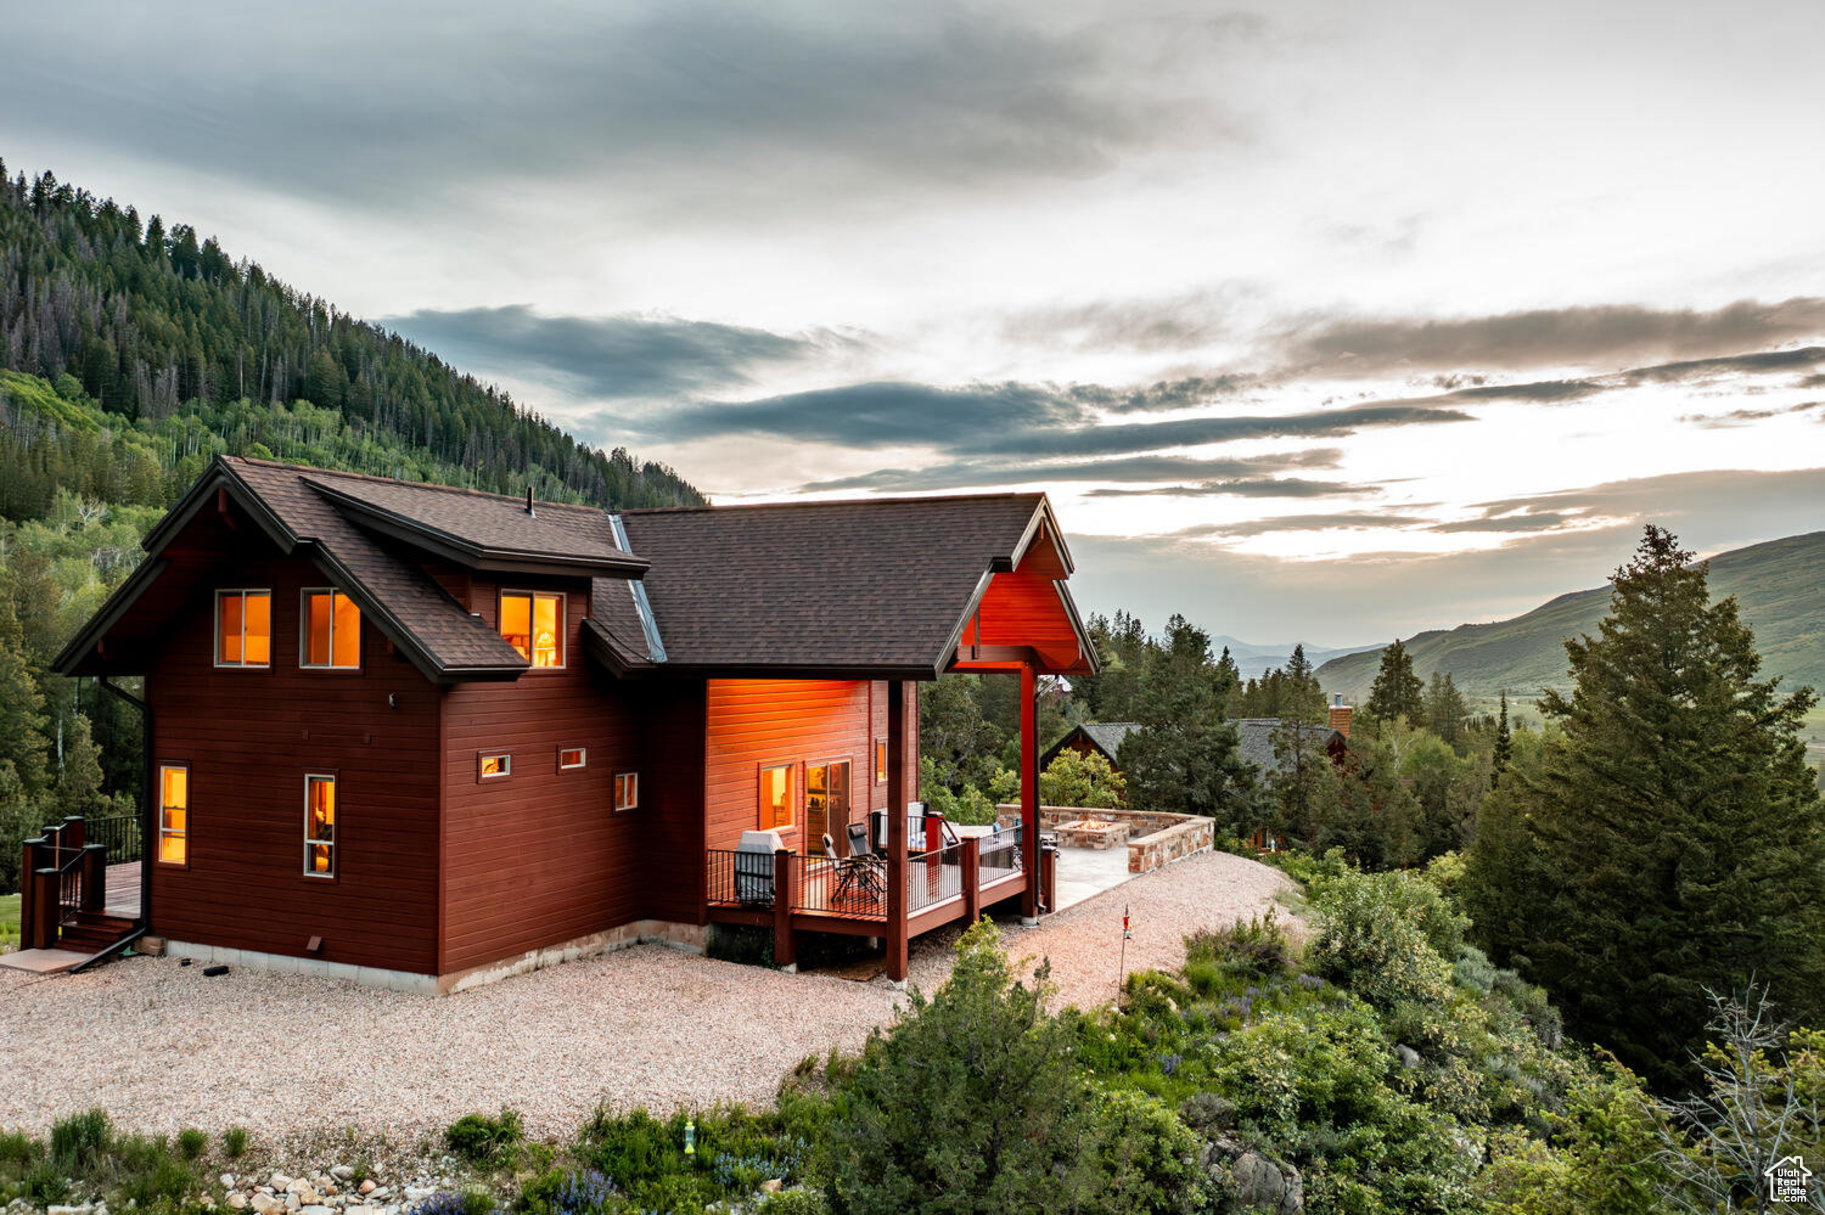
[{"x1": 73, "y1": 912, "x2": 135, "y2": 932}]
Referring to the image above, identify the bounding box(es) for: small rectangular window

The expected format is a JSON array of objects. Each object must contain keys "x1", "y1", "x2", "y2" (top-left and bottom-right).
[
  {"x1": 760, "y1": 763, "x2": 794, "y2": 830},
  {"x1": 614, "y1": 771, "x2": 639, "y2": 812},
  {"x1": 478, "y1": 753, "x2": 512, "y2": 780},
  {"x1": 215, "y1": 590, "x2": 271, "y2": 667},
  {"x1": 500, "y1": 590, "x2": 565, "y2": 668},
  {"x1": 301, "y1": 589, "x2": 361, "y2": 669},
  {"x1": 304, "y1": 774, "x2": 336, "y2": 878},
  {"x1": 874, "y1": 739, "x2": 888, "y2": 785},
  {"x1": 559, "y1": 747, "x2": 587, "y2": 771},
  {"x1": 158, "y1": 764, "x2": 188, "y2": 865}
]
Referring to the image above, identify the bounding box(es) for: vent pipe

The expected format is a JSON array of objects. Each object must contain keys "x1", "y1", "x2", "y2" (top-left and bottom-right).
[{"x1": 525, "y1": 487, "x2": 536, "y2": 517}]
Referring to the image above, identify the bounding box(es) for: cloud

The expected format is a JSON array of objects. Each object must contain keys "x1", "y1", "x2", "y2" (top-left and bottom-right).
[
  {"x1": 802, "y1": 448, "x2": 1344, "y2": 493},
  {"x1": 1086, "y1": 477, "x2": 1377, "y2": 499},
  {"x1": 1619, "y1": 346, "x2": 1825, "y2": 385},
  {"x1": 999, "y1": 289, "x2": 1241, "y2": 353},
  {"x1": 1180, "y1": 512, "x2": 1431, "y2": 537},
  {"x1": 1677, "y1": 400, "x2": 1825, "y2": 429},
  {"x1": 1267, "y1": 298, "x2": 1825, "y2": 376},
  {"x1": 1429, "y1": 511, "x2": 1575, "y2": 533},
  {"x1": 382, "y1": 305, "x2": 839, "y2": 399},
  {"x1": 1468, "y1": 468, "x2": 1825, "y2": 533},
  {"x1": 648, "y1": 378, "x2": 1473, "y2": 456},
  {"x1": 2, "y1": 1, "x2": 1252, "y2": 220}
]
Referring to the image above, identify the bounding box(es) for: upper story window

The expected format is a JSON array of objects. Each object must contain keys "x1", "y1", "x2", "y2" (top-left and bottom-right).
[
  {"x1": 500, "y1": 590, "x2": 565, "y2": 668},
  {"x1": 215, "y1": 590, "x2": 271, "y2": 667},
  {"x1": 301, "y1": 589, "x2": 361, "y2": 669}
]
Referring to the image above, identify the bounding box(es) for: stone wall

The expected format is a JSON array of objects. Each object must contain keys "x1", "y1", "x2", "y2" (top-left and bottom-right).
[{"x1": 994, "y1": 805, "x2": 1214, "y2": 874}]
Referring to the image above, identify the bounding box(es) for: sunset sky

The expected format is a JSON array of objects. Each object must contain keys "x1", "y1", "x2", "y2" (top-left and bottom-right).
[{"x1": 6, "y1": 0, "x2": 1823, "y2": 643}]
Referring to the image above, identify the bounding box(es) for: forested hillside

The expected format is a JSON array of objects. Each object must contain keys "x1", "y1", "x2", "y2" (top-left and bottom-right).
[
  {"x1": 1316, "y1": 530, "x2": 1825, "y2": 705},
  {"x1": 0, "y1": 160, "x2": 703, "y2": 514}
]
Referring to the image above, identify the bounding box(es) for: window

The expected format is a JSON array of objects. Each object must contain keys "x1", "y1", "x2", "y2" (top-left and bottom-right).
[
  {"x1": 304, "y1": 774, "x2": 336, "y2": 878},
  {"x1": 478, "y1": 753, "x2": 512, "y2": 780},
  {"x1": 300, "y1": 589, "x2": 361, "y2": 669},
  {"x1": 759, "y1": 763, "x2": 795, "y2": 830},
  {"x1": 558, "y1": 747, "x2": 587, "y2": 771},
  {"x1": 874, "y1": 739, "x2": 888, "y2": 785},
  {"x1": 158, "y1": 764, "x2": 188, "y2": 865},
  {"x1": 215, "y1": 590, "x2": 271, "y2": 667},
  {"x1": 614, "y1": 771, "x2": 639, "y2": 812},
  {"x1": 807, "y1": 760, "x2": 851, "y2": 853},
  {"x1": 500, "y1": 590, "x2": 565, "y2": 668}
]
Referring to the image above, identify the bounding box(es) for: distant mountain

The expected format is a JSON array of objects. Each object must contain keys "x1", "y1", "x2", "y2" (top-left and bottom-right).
[
  {"x1": 1212, "y1": 636, "x2": 1383, "y2": 681},
  {"x1": 1314, "y1": 531, "x2": 1825, "y2": 707},
  {"x1": 0, "y1": 161, "x2": 703, "y2": 515}
]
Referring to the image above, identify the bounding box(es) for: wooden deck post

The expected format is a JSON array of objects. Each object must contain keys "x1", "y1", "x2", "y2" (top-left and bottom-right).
[
  {"x1": 18, "y1": 837, "x2": 42, "y2": 950},
  {"x1": 886, "y1": 680, "x2": 910, "y2": 983},
  {"x1": 1020, "y1": 661, "x2": 1040, "y2": 921},
  {"x1": 962, "y1": 836, "x2": 981, "y2": 926},
  {"x1": 29, "y1": 865, "x2": 58, "y2": 951},
  {"x1": 81, "y1": 844, "x2": 107, "y2": 913},
  {"x1": 773, "y1": 849, "x2": 797, "y2": 971}
]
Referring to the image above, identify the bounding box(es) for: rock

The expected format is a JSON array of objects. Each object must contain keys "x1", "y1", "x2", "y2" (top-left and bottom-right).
[
  {"x1": 270, "y1": 1176, "x2": 291, "y2": 1192},
  {"x1": 248, "y1": 1194, "x2": 283, "y2": 1215},
  {"x1": 357, "y1": 1182, "x2": 376, "y2": 1197},
  {"x1": 48, "y1": 1205, "x2": 94, "y2": 1215},
  {"x1": 285, "y1": 1195, "x2": 301, "y2": 1213},
  {"x1": 221, "y1": 1175, "x2": 236, "y2": 1189},
  {"x1": 1232, "y1": 1150, "x2": 1303, "y2": 1215},
  {"x1": 300, "y1": 1206, "x2": 335, "y2": 1215},
  {"x1": 402, "y1": 1190, "x2": 436, "y2": 1205},
  {"x1": 761, "y1": 1180, "x2": 783, "y2": 1194},
  {"x1": 363, "y1": 1189, "x2": 389, "y2": 1203},
  {"x1": 330, "y1": 1167, "x2": 354, "y2": 1182},
  {"x1": 1395, "y1": 1044, "x2": 1422, "y2": 1070},
  {"x1": 227, "y1": 1196, "x2": 247, "y2": 1210}
]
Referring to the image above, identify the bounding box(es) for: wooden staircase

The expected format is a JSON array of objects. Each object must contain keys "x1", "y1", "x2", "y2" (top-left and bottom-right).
[
  {"x1": 15, "y1": 816, "x2": 141, "y2": 962},
  {"x1": 57, "y1": 911, "x2": 138, "y2": 954}
]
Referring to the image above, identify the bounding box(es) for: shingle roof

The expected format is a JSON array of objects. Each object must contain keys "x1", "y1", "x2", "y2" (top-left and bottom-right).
[
  {"x1": 303, "y1": 472, "x2": 643, "y2": 574},
  {"x1": 1234, "y1": 718, "x2": 1344, "y2": 776},
  {"x1": 227, "y1": 460, "x2": 531, "y2": 674},
  {"x1": 618, "y1": 495, "x2": 1051, "y2": 675}
]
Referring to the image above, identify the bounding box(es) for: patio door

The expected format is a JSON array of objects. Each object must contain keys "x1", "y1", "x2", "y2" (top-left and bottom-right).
[{"x1": 806, "y1": 760, "x2": 851, "y2": 855}]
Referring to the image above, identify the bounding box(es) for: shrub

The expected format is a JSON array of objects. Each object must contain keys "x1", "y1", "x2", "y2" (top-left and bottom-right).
[
  {"x1": 0, "y1": 1129, "x2": 40, "y2": 1171},
  {"x1": 445, "y1": 1109, "x2": 523, "y2": 1168},
  {"x1": 1453, "y1": 945, "x2": 1498, "y2": 994},
  {"x1": 1308, "y1": 867, "x2": 1462, "y2": 1011},
  {"x1": 176, "y1": 1127, "x2": 208, "y2": 1160},
  {"x1": 756, "y1": 1191, "x2": 828, "y2": 1214},
  {"x1": 50, "y1": 1107, "x2": 111, "y2": 1173},
  {"x1": 21, "y1": 1158, "x2": 71, "y2": 1206},
  {"x1": 1185, "y1": 906, "x2": 1291, "y2": 988},
  {"x1": 222, "y1": 1126, "x2": 249, "y2": 1158},
  {"x1": 121, "y1": 1155, "x2": 196, "y2": 1208},
  {"x1": 1084, "y1": 1088, "x2": 1210, "y2": 1214},
  {"x1": 411, "y1": 1191, "x2": 502, "y2": 1215}
]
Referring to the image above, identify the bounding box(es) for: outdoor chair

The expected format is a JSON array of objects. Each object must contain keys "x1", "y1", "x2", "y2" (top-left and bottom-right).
[{"x1": 832, "y1": 827, "x2": 886, "y2": 905}]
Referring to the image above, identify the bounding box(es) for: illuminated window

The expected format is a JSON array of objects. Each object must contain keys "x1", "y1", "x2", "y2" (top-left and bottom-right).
[
  {"x1": 874, "y1": 739, "x2": 888, "y2": 785},
  {"x1": 500, "y1": 590, "x2": 565, "y2": 668},
  {"x1": 304, "y1": 774, "x2": 336, "y2": 878},
  {"x1": 478, "y1": 753, "x2": 512, "y2": 780},
  {"x1": 215, "y1": 590, "x2": 271, "y2": 667},
  {"x1": 614, "y1": 771, "x2": 639, "y2": 812},
  {"x1": 158, "y1": 764, "x2": 188, "y2": 865},
  {"x1": 559, "y1": 747, "x2": 587, "y2": 771},
  {"x1": 301, "y1": 589, "x2": 361, "y2": 669},
  {"x1": 808, "y1": 760, "x2": 851, "y2": 853},
  {"x1": 759, "y1": 763, "x2": 794, "y2": 830}
]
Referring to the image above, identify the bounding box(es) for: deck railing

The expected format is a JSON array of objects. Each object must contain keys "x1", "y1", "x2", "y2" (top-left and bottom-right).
[{"x1": 84, "y1": 814, "x2": 141, "y2": 865}]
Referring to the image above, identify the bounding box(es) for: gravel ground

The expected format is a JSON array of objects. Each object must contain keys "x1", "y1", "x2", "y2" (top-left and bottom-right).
[{"x1": 0, "y1": 849, "x2": 1297, "y2": 1144}]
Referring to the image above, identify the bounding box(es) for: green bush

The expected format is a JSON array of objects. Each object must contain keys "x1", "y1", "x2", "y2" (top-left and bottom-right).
[
  {"x1": 120, "y1": 1155, "x2": 195, "y2": 1208},
  {"x1": 176, "y1": 1127, "x2": 208, "y2": 1160},
  {"x1": 21, "y1": 1158, "x2": 71, "y2": 1206},
  {"x1": 445, "y1": 1109, "x2": 523, "y2": 1167},
  {"x1": 1083, "y1": 1088, "x2": 1210, "y2": 1214},
  {"x1": 1308, "y1": 867, "x2": 1463, "y2": 1011},
  {"x1": 222, "y1": 1126, "x2": 249, "y2": 1158},
  {"x1": 756, "y1": 1191, "x2": 828, "y2": 1214},
  {"x1": 50, "y1": 1108, "x2": 112, "y2": 1173},
  {"x1": 0, "y1": 1129, "x2": 40, "y2": 1171}
]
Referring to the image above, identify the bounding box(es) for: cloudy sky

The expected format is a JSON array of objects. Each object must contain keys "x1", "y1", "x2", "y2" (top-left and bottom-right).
[{"x1": 6, "y1": 0, "x2": 1824, "y2": 643}]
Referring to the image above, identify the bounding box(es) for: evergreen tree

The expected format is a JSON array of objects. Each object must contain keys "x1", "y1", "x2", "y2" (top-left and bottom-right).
[
  {"x1": 55, "y1": 713, "x2": 105, "y2": 818},
  {"x1": 1484, "y1": 526, "x2": 1825, "y2": 1088},
  {"x1": 1424, "y1": 670, "x2": 1469, "y2": 749},
  {"x1": 1366, "y1": 638, "x2": 1425, "y2": 723},
  {"x1": 0, "y1": 596, "x2": 49, "y2": 795},
  {"x1": 1491, "y1": 691, "x2": 1513, "y2": 783},
  {"x1": 1120, "y1": 615, "x2": 1256, "y2": 823}
]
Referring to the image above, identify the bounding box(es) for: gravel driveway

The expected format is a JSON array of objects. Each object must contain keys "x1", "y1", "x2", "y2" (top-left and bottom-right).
[{"x1": 0, "y1": 850, "x2": 1296, "y2": 1143}]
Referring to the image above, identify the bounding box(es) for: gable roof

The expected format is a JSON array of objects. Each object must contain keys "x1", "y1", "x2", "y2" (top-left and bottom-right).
[
  {"x1": 57, "y1": 458, "x2": 1096, "y2": 684},
  {"x1": 617, "y1": 494, "x2": 1091, "y2": 678},
  {"x1": 1234, "y1": 718, "x2": 1345, "y2": 776},
  {"x1": 1040, "y1": 721, "x2": 1141, "y2": 768}
]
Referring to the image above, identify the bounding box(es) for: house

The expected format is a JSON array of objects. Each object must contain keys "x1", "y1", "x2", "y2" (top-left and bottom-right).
[
  {"x1": 1038, "y1": 721, "x2": 1141, "y2": 771},
  {"x1": 1233, "y1": 718, "x2": 1348, "y2": 778},
  {"x1": 41, "y1": 456, "x2": 1096, "y2": 990}
]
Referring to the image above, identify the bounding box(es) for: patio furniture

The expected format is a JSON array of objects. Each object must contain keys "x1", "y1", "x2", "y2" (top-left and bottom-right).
[
  {"x1": 734, "y1": 829, "x2": 785, "y2": 906},
  {"x1": 830, "y1": 829, "x2": 886, "y2": 905}
]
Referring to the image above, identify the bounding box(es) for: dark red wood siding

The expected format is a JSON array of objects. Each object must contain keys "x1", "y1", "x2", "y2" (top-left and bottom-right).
[
  {"x1": 144, "y1": 526, "x2": 442, "y2": 974},
  {"x1": 438, "y1": 575, "x2": 651, "y2": 973}
]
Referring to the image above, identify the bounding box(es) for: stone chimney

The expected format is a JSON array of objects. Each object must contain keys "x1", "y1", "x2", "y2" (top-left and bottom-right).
[{"x1": 1328, "y1": 693, "x2": 1353, "y2": 738}]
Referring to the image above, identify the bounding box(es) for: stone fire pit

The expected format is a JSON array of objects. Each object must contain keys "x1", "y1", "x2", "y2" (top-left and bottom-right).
[{"x1": 1053, "y1": 817, "x2": 1132, "y2": 850}]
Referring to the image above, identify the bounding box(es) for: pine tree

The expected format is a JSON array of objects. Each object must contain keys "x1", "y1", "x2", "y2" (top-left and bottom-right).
[
  {"x1": 0, "y1": 596, "x2": 49, "y2": 794},
  {"x1": 56, "y1": 713, "x2": 105, "y2": 819},
  {"x1": 1491, "y1": 691, "x2": 1513, "y2": 783},
  {"x1": 1366, "y1": 638, "x2": 1425, "y2": 723},
  {"x1": 1494, "y1": 526, "x2": 1825, "y2": 1088},
  {"x1": 1424, "y1": 670, "x2": 1469, "y2": 748}
]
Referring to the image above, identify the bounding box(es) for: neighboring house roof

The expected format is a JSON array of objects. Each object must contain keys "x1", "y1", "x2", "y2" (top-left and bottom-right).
[
  {"x1": 57, "y1": 457, "x2": 1096, "y2": 683},
  {"x1": 1039, "y1": 721, "x2": 1142, "y2": 768},
  {"x1": 1234, "y1": 717, "x2": 1345, "y2": 777}
]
